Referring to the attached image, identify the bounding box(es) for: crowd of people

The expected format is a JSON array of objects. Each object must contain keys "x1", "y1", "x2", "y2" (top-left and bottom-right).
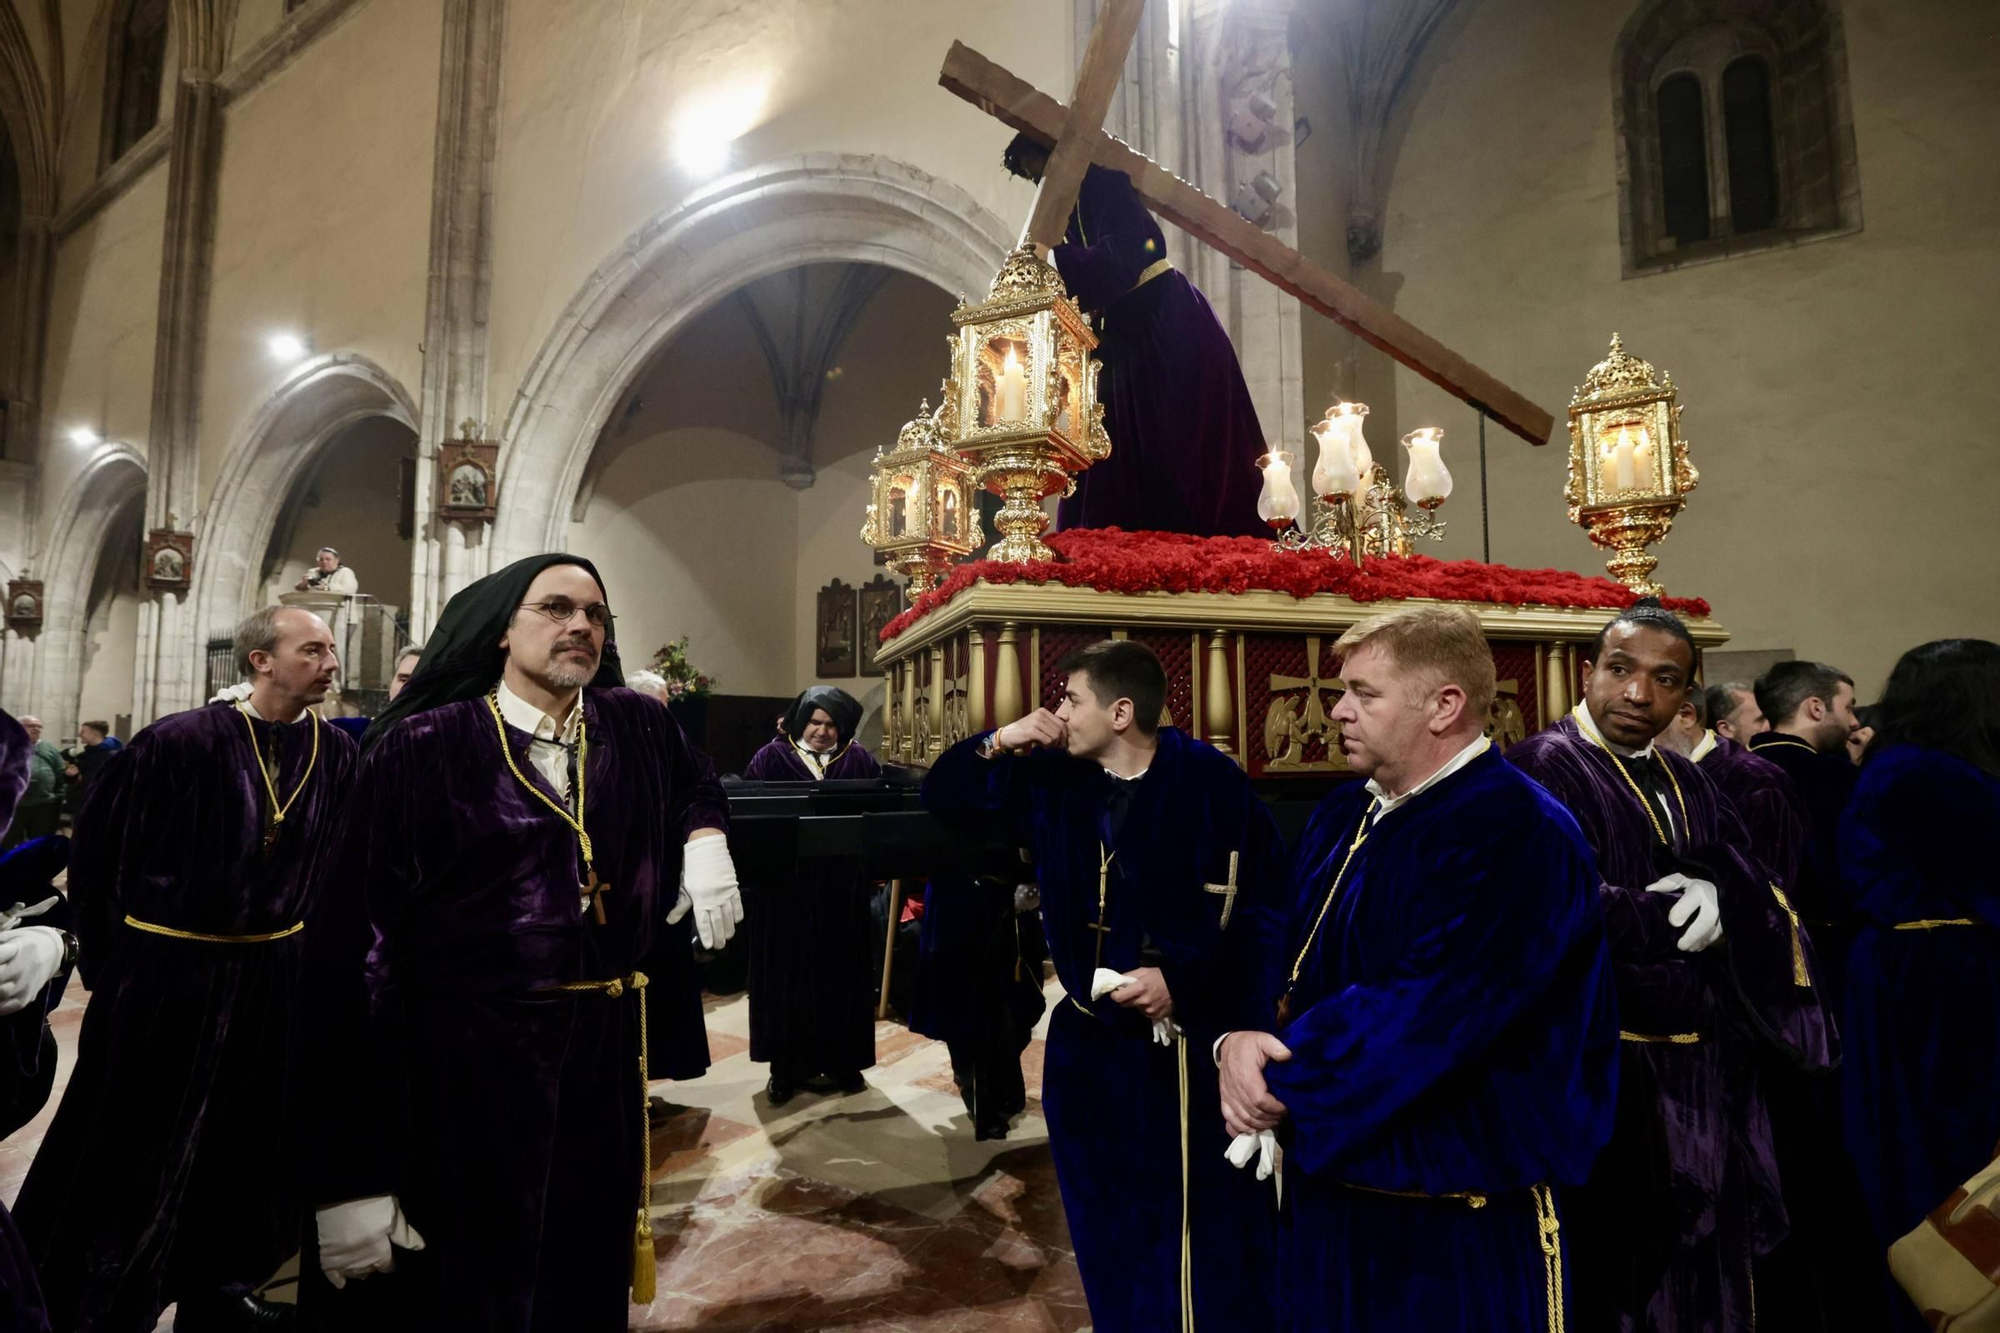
[{"x1": 0, "y1": 555, "x2": 1990, "y2": 1333}]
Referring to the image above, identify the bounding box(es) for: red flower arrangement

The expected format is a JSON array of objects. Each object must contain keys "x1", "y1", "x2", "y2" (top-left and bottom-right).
[{"x1": 880, "y1": 529, "x2": 1710, "y2": 644}]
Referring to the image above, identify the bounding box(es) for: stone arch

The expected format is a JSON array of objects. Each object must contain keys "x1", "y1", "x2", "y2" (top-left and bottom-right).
[
  {"x1": 491, "y1": 152, "x2": 1013, "y2": 563},
  {"x1": 190, "y1": 353, "x2": 417, "y2": 648},
  {"x1": 20, "y1": 443, "x2": 147, "y2": 737}
]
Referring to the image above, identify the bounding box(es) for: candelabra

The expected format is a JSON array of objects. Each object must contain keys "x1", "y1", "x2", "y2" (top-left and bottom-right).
[{"x1": 1256, "y1": 401, "x2": 1452, "y2": 563}]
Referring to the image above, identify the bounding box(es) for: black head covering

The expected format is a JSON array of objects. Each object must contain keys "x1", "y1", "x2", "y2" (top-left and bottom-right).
[
  {"x1": 363, "y1": 552, "x2": 622, "y2": 752},
  {"x1": 782, "y1": 687, "x2": 863, "y2": 746}
]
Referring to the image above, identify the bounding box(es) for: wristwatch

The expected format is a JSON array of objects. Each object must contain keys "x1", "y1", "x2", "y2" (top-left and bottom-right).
[{"x1": 57, "y1": 930, "x2": 79, "y2": 972}]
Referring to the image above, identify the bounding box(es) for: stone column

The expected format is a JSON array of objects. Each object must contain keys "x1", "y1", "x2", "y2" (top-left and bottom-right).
[{"x1": 410, "y1": 0, "x2": 507, "y2": 633}]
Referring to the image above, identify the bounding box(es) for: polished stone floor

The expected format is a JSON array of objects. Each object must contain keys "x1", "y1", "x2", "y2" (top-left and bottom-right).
[{"x1": 3, "y1": 979, "x2": 1089, "y2": 1332}]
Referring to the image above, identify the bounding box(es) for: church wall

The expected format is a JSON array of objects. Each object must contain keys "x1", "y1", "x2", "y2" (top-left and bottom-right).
[
  {"x1": 565, "y1": 426, "x2": 799, "y2": 700},
  {"x1": 482, "y1": 0, "x2": 1070, "y2": 429},
  {"x1": 37, "y1": 162, "x2": 167, "y2": 544},
  {"x1": 1302, "y1": 0, "x2": 2000, "y2": 696},
  {"x1": 196, "y1": 0, "x2": 440, "y2": 508},
  {"x1": 260, "y1": 415, "x2": 415, "y2": 614}
]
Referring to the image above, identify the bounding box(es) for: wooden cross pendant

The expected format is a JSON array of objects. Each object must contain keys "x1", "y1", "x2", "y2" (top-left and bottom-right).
[
  {"x1": 1204, "y1": 850, "x2": 1241, "y2": 929},
  {"x1": 582, "y1": 869, "x2": 609, "y2": 925},
  {"x1": 1090, "y1": 845, "x2": 1114, "y2": 970}
]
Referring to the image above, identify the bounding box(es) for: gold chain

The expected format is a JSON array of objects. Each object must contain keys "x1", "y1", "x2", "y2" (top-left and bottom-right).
[
  {"x1": 486, "y1": 690, "x2": 596, "y2": 879},
  {"x1": 235, "y1": 702, "x2": 320, "y2": 837},
  {"x1": 1753, "y1": 737, "x2": 1819, "y2": 757},
  {"x1": 1280, "y1": 799, "x2": 1377, "y2": 1017},
  {"x1": 1571, "y1": 711, "x2": 1686, "y2": 848}
]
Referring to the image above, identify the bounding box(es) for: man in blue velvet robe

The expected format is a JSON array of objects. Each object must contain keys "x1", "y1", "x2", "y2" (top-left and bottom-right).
[
  {"x1": 0, "y1": 710, "x2": 78, "y2": 1333},
  {"x1": 1510, "y1": 602, "x2": 1836, "y2": 1333},
  {"x1": 299, "y1": 554, "x2": 740, "y2": 1333},
  {"x1": 924, "y1": 639, "x2": 1282, "y2": 1331},
  {"x1": 1217, "y1": 606, "x2": 1617, "y2": 1332},
  {"x1": 17, "y1": 606, "x2": 354, "y2": 1333},
  {"x1": 1003, "y1": 134, "x2": 1266, "y2": 538},
  {"x1": 740, "y1": 686, "x2": 883, "y2": 1103}
]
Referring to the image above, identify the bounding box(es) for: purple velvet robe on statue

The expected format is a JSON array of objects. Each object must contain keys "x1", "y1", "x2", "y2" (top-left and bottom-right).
[
  {"x1": 1051, "y1": 166, "x2": 1266, "y2": 538},
  {"x1": 15, "y1": 703, "x2": 356, "y2": 1333},
  {"x1": 924, "y1": 727, "x2": 1283, "y2": 1332},
  {"x1": 0, "y1": 712, "x2": 76, "y2": 1333},
  {"x1": 740, "y1": 736, "x2": 881, "y2": 1077},
  {"x1": 1838, "y1": 745, "x2": 2000, "y2": 1333},
  {"x1": 299, "y1": 688, "x2": 724, "y2": 1333},
  {"x1": 1260, "y1": 746, "x2": 1619, "y2": 1332},
  {"x1": 1510, "y1": 716, "x2": 1836, "y2": 1333}
]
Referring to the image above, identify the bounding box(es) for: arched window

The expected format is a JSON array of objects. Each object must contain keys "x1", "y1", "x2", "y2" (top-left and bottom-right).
[
  {"x1": 104, "y1": 0, "x2": 170, "y2": 166},
  {"x1": 1614, "y1": 0, "x2": 1860, "y2": 275}
]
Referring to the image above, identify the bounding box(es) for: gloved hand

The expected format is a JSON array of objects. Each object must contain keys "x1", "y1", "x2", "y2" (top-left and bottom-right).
[
  {"x1": 0, "y1": 927, "x2": 64, "y2": 1016},
  {"x1": 209, "y1": 681, "x2": 253, "y2": 704},
  {"x1": 1645, "y1": 872, "x2": 1724, "y2": 952},
  {"x1": 316, "y1": 1195, "x2": 425, "y2": 1289},
  {"x1": 680, "y1": 834, "x2": 744, "y2": 950},
  {"x1": 1090, "y1": 968, "x2": 1183, "y2": 1045},
  {"x1": 1225, "y1": 1129, "x2": 1280, "y2": 1181}
]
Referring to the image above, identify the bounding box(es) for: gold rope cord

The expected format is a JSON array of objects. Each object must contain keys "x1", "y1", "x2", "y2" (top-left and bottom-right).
[
  {"x1": 1894, "y1": 918, "x2": 1979, "y2": 930},
  {"x1": 1765, "y1": 882, "x2": 1811, "y2": 986},
  {"x1": 1177, "y1": 1033, "x2": 1193, "y2": 1332},
  {"x1": 1279, "y1": 801, "x2": 1377, "y2": 1021},
  {"x1": 485, "y1": 691, "x2": 600, "y2": 906},
  {"x1": 1533, "y1": 1183, "x2": 1566, "y2": 1333},
  {"x1": 1571, "y1": 717, "x2": 1686, "y2": 850},
  {"x1": 124, "y1": 915, "x2": 302, "y2": 943},
  {"x1": 1619, "y1": 1030, "x2": 1702, "y2": 1044},
  {"x1": 235, "y1": 703, "x2": 321, "y2": 841}
]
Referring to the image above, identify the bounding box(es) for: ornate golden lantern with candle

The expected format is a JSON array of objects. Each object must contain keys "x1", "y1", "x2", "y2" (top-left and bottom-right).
[
  {"x1": 861, "y1": 398, "x2": 981, "y2": 598},
  {"x1": 1565, "y1": 334, "x2": 1699, "y2": 595},
  {"x1": 943, "y1": 246, "x2": 1110, "y2": 562}
]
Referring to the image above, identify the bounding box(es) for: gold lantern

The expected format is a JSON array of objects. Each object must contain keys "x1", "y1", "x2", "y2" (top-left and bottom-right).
[
  {"x1": 861, "y1": 399, "x2": 981, "y2": 598},
  {"x1": 1565, "y1": 334, "x2": 1699, "y2": 595},
  {"x1": 943, "y1": 245, "x2": 1110, "y2": 562}
]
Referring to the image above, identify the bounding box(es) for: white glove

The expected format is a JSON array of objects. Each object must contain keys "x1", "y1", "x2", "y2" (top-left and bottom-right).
[
  {"x1": 1090, "y1": 968, "x2": 1183, "y2": 1046},
  {"x1": 209, "y1": 681, "x2": 253, "y2": 704},
  {"x1": 316, "y1": 1194, "x2": 425, "y2": 1289},
  {"x1": 1226, "y1": 1129, "x2": 1280, "y2": 1181},
  {"x1": 0, "y1": 927, "x2": 64, "y2": 1017},
  {"x1": 1645, "y1": 873, "x2": 1724, "y2": 952},
  {"x1": 680, "y1": 835, "x2": 744, "y2": 950}
]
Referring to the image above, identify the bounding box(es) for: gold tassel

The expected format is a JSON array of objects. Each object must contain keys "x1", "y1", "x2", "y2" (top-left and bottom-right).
[{"x1": 631, "y1": 1215, "x2": 656, "y2": 1305}]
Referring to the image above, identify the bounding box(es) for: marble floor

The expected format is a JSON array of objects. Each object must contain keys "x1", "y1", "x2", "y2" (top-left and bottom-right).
[{"x1": 2, "y1": 978, "x2": 1090, "y2": 1332}]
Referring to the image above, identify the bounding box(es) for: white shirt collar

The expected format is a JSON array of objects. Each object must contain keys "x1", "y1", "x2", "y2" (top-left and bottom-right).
[
  {"x1": 238, "y1": 698, "x2": 310, "y2": 726},
  {"x1": 496, "y1": 679, "x2": 582, "y2": 745},
  {"x1": 1689, "y1": 729, "x2": 1718, "y2": 763},
  {"x1": 1365, "y1": 734, "x2": 1490, "y2": 822},
  {"x1": 1571, "y1": 699, "x2": 1656, "y2": 760}
]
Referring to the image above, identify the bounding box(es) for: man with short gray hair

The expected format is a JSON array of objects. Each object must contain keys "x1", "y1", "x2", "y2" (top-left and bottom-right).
[{"x1": 15, "y1": 604, "x2": 355, "y2": 1332}]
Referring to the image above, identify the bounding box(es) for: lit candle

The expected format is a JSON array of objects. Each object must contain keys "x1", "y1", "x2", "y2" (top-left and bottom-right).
[
  {"x1": 995, "y1": 347, "x2": 1027, "y2": 422},
  {"x1": 1600, "y1": 425, "x2": 1639, "y2": 492},
  {"x1": 1312, "y1": 417, "x2": 1362, "y2": 498},
  {"x1": 1257, "y1": 451, "x2": 1302, "y2": 530},
  {"x1": 1631, "y1": 423, "x2": 1654, "y2": 486},
  {"x1": 1401, "y1": 428, "x2": 1452, "y2": 504}
]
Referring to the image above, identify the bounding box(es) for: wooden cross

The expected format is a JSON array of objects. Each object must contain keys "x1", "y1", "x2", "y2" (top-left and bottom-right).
[
  {"x1": 1090, "y1": 843, "x2": 1116, "y2": 970},
  {"x1": 1204, "y1": 849, "x2": 1240, "y2": 929},
  {"x1": 938, "y1": 11, "x2": 1555, "y2": 446},
  {"x1": 583, "y1": 868, "x2": 609, "y2": 926}
]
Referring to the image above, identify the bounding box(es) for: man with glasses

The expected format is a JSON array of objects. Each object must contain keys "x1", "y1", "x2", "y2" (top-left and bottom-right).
[{"x1": 300, "y1": 554, "x2": 741, "y2": 1331}]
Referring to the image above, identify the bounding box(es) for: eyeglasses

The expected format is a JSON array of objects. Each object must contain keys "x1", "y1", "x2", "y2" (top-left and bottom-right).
[{"x1": 518, "y1": 599, "x2": 615, "y2": 629}]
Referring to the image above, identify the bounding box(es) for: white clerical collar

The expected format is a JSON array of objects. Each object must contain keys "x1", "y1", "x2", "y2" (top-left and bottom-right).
[
  {"x1": 496, "y1": 679, "x2": 582, "y2": 745},
  {"x1": 1365, "y1": 734, "x2": 1490, "y2": 822},
  {"x1": 791, "y1": 738, "x2": 841, "y2": 777},
  {"x1": 1689, "y1": 729, "x2": 1718, "y2": 763},
  {"x1": 1572, "y1": 700, "x2": 1657, "y2": 760}
]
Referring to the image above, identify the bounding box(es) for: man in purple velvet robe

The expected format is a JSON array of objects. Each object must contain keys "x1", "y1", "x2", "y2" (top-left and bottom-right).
[
  {"x1": 1660, "y1": 691, "x2": 1808, "y2": 889},
  {"x1": 1836, "y1": 639, "x2": 2000, "y2": 1333},
  {"x1": 17, "y1": 606, "x2": 354, "y2": 1333},
  {"x1": 299, "y1": 554, "x2": 740, "y2": 1333},
  {"x1": 0, "y1": 710, "x2": 79, "y2": 1333},
  {"x1": 1004, "y1": 134, "x2": 1266, "y2": 538},
  {"x1": 740, "y1": 686, "x2": 882, "y2": 1103},
  {"x1": 925, "y1": 639, "x2": 1282, "y2": 1331},
  {"x1": 1510, "y1": 602, "x2": 1836, "y2": 1333},
  {"x1": 1218, "y1": 606, "x2": 1617, "y2": 1332}
]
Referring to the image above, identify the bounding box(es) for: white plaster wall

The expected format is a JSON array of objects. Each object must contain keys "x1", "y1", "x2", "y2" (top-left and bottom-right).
[
  {"x1": 484, "y1": 0, "x2": 1071, "y2": 426},
  {"x1": 1296, "y1": 0, "x2": 2000, "y2": 696},
  {"x1": 197, "y1": 0, "x2": 440, "y2": 504}
]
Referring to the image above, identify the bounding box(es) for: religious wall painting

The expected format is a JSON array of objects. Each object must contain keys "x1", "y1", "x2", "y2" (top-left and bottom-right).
[
  {"x1": 143, "y1": 530, "x2": 194, "y2": 592},
  {"x1": 1485, "y1": 679, "x2": 1530, "y2": 749},
  {"x1": 4, "y1": 579, "x2": 43, "y2": 633},
  {"x1": 816, "y1": 578, "x2": 858, "y2": 678},
  {"x1": 437, "y1": 422, "x2": 499, "y2": 524},
  {"x1": 857, "y1": 574, "x2": 901, "y2": 676}
]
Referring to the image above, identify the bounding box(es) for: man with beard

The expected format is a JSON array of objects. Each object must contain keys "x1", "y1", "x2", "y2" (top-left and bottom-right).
[
  {"x1": 923, "y1": 639, "x2": 1284, "y2": 1331},
  {"x1": 300, "y1": 554, "x2": 742, "y2": 1332},
  {"x1": 17, "y1": 606, "x2": 353, "y2": 1333},
  {"x1": 741, "y1": 687, "x2": 882, "y2": 1103},
  {"x1": 1509, "y1": 601, "x2": 1835, "y2": 1332}
]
